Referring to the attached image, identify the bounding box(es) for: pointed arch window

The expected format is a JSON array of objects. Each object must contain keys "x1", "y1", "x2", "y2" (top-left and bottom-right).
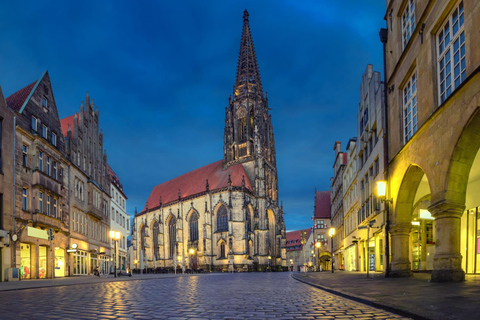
[
  {"x1": 153, "y1": 221, "x2": 160, "y2": 260},
  {"x1": 140, "y1": 225, "x2": 146, "y2": 251},
  {"x1": 249, "y1": 109, "x2": 254, "y2": 138},
  {"x1": 246, "y1": 209, "x2": 252, "y2": 232},
  {"x1": 219, "y1": 241, "x2": 226, "y2": 259},
  {"x1": 239, "y1": 116, "x2": 247, "y2": 142},
  {"x1": 217, "y1": 205, "x2": 228, "y2": 232},
  {"x1": 168, "y1": 216, "x2": 177, "y2": 259},
  {"x1": 189, "y1": 211, "x2": 199, "y2": 242}
]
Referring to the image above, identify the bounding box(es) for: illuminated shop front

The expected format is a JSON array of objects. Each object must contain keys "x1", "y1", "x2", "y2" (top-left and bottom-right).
[
  {"x1": 461, "y1": 206, "x2": 480, "y2": 274},
  {"x1": 55, "y1": 248, "x2": 65, "y2": 277},
  {"x1": 345, "y1": 245, "x2": 356, "y2": 271},
  {"x1": 39, "y1": 246, "x2": 48, "y2": 279},
  {"x1": 20, "y1": 243, "x2": 31, "y2": 279},
  {"x1": 73, "y1": 250, "x2": 88, "y2": 275}
]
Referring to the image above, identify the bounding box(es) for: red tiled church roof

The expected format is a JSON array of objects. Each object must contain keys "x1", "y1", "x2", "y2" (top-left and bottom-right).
[
  {"x1": 314, "y1": 190, "x2": 331, "y2": 219},
  {"x1": 5, "y1": 81, "x2": 36, "y2": 112},
  {"x1": 286, "y1": 228, "x2": 312, "y2": 251},
  {"x1": 141, "y1": 160, "x2": 252, "y2": 213},
  {"x1": 60, "y1": 114, "x2": 79, "y2": 137}
]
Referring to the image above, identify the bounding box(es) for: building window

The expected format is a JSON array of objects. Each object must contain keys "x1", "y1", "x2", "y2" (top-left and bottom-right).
[
  {"x1": 52, "y1": 161, "x2": 57, "y2": 180},
  {"x1": 402, "y1": 0, "x2": 415, "y2": 49},
  {"x1": 0, "y1": 119, "x2": 2, "y2": 170},
  {"x1": 153, "y1": 221, "x2": 160, "y2": 260},
  {"x1": 189, "y1": 211, "x2": 199, "y2": 242},
  {"x1": 168, "y1": 216, "x2": 177, "y2": 259},
  {"x1": 52, "y1": 132, "x2": 57, "y2": 146},
  {"x1": 39, "y1": 192, "x2": 44, "y2": 214},
  {"x1": 42, "y1": 97, "x2": 48, "y2": 109},
  {"x1": 42, "y1": 125, "x2": 48, "y2": 139},
  {"x1": 216, "y1": 205, "x2": 228, "y2": 232},
  {"x1": 375, "y1": 158, "x2": 380, "y2": 177},
  {"x1": 31, "y1": 116, "x2": 37, "y2": 132},
  {"x1": 22, "y1": 145, "x2": 28, "y2": 167},
  {"x1": 46, "y1": 195, "x2": 51, "y2": 216},
  {"x1": 220, "y1": 242, "x2": 226, "y2": 259},
  {"x1": 38, "y1": 151, "x2": 43, "y2": 171},
  {"x1": 46, "y1": 156, "x2": 51, "y2": 175},
  {"x1": 403, "y1": 70, "x2": 418, "y2": 143},
  {"x1": 22, "y1": 188, "x2": 28, "y2": 210},
  {"x1": 53, "y1": 198, "x2": 57, "y2": 218},
  {"x1": 438, "y1": 1, "x2": 465, "y2": 104}
]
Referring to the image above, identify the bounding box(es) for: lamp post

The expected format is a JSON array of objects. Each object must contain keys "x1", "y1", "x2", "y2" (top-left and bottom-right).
[
  {"x1": 134, "y1": 260, "x2": 138, "y2": 273},
  {"x1": 109, "y1": 230, "x2": 121, "y2": 277},
  {"x1": 290, "y1": 259, "x2": 293, "y2": 271},
  {"x1": 329, "y1": 227, "x2": 336, "y2": 273},
  {"x1": 315, "y1": 241, "x2": 321, "y2": 272},
  {"x1": 268, "y1": 255, "x2": 271, "y2": 272}
]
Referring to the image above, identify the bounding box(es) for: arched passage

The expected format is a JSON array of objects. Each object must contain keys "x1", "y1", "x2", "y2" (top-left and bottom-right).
[{"x1": 391, "y1": 165, "x2": 431, "y2": 277}]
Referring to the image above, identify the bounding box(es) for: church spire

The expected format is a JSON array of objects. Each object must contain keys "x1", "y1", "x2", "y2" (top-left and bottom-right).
[{"x1": 233, "y1": 9, "x2": 263, "y2": 99}]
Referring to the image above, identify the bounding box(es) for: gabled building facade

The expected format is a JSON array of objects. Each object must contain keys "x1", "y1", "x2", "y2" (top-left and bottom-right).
[
  {"x1": 7, "y1": 71, "x2": 70, "y2": 279},
  {"x1": 312, "y1": 190, "x2": 332, "y2": 271},
  {"x1": 132, "y1": 10, "x2": 286, "y2": 272},
  {"x1": 330, "y1": 141, "x2": 347, "y2": 270},
  {"x1": 0, "y1": 85, "x2": 15, "y2": 281},
  {"x1": 61, "y1": 93, "x2": 111, "y2": 276},
  {"x1": 108, "y1": 164, "x2": 129, "y2": 271},
  {"x1": 286, "y1": 229, "x2": 314, "y2": 272}
]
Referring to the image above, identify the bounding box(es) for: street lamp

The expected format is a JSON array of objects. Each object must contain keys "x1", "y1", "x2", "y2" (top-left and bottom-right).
[
  {"x1": 328, "y1": 227, "x2": 336, "y2": 273},
  {"x1": 268, "y1": 255, "x2": 271, "y2": 271},
  {"x1": 109, "y1": 230, "x2": 121, "y2": 277},
  {"x1": 315, "y1": 241, "x2": 321, "y2": 272},
  {"x1": 290, "y1": 259, "x2": 293, "y2": 271}
]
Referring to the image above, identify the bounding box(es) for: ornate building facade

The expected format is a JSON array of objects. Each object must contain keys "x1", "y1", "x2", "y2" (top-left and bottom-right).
[
  {"x1": 132, "y1": 10, "x2": 286, "y2": 272},
  {"x1": 61, "y1": 94, "x2": 111, "y2": 276}
]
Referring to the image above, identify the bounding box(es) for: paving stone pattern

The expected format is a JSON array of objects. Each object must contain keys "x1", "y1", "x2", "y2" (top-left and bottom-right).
[{"x1": 0, "y1": 273, "x2": 410, "y2": 319}]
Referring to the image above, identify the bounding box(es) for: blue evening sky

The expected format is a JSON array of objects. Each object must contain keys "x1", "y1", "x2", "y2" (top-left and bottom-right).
[{"x1": 0, "y1": 1, "x2": 386, "y2": 232}]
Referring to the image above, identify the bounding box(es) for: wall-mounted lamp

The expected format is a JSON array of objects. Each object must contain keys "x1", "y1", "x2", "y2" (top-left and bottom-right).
[
  {"x1": 376, "y1": 180, "x2": 393, "y2": 203},
  {"x1": 419, "y1": 23, "x2": 426, "y2": 44},
  {"x1": 388, "y1": 84, "x2": 395, "y2": 94}
]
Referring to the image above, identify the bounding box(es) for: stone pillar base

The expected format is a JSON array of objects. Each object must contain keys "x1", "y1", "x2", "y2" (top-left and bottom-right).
[
  {"x1": 431, "y1": 269, "x2": 465, "y2": 282},
  {"x1": 388, "y1": 269, "x2": 413, "y2": 278}
]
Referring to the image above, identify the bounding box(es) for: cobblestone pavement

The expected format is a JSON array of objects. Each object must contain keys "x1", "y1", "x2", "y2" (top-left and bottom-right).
[{"x1": 0, "y1": 273, "x2": 410, "y2": 319}]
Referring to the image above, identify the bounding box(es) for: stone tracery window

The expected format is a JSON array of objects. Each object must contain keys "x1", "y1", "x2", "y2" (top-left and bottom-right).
[
  {"x1": 153, "y1": 221, "x2": 160, "y2": 260},
  {"x1": 168, "y1": 216, "x2": 177, "y2": 259},
  {"x1": 217, "y1": 205, "x2": 228, "y2": 232},
  {"x1": 189, "y1": 211, "x2": 199, "y2": 242}
]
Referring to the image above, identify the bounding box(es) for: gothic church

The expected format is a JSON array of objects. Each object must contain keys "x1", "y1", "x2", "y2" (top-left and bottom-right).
[{"x1": 132, "y1": 10, "x2": 286, "y2": 271}]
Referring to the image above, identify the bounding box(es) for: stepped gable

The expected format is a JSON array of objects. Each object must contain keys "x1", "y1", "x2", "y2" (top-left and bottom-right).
[
  {"x1": 5, "y1": 81, "x2": 36, "y2": 112},
  {"x1": 141, "y1": 160, "x2": 252, "y2": 214},
  {"x1": 314, "y1": 190, "x2": 331, "y2": 219}
]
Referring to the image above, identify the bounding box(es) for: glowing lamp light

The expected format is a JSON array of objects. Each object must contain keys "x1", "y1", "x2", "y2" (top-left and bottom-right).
[
  {"x1": 376, "y1": 180, "x2": 387, "y2": 198},
  {"x1": 189, "y1": 248, "x2": 195, "y2": 255},
  {"x1": 328, "y1": 227, "x2": 336, "y2": 237},
  {"x1": 315, "y1": 241, "x2": 321, "y2": 248},
  {"x1": 411, "y1": 221, "x2": 420, "y2": 226}
]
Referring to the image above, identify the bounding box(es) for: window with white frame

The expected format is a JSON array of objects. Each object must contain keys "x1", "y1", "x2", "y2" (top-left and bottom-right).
[
  {"x1": 42, "y1": 124, "x2": 48, "y2": 139},
  {"x1": 46, "y1": 195, "x2": 51, "y2": 216},
  {"x1": 22, "y1": 145, "x2": 28, "y2": 167},
  {"x1": 38, "y1": 151, "x2": 43, "y2": 171},
  {"x1": 31, "y1": 116, "x2": 37, "y2": 132},
  {"x1": 403, "y1": 70, "x2": 418, "y2": 143},
  {"x1": 22, "y1": 188, "x2": 28, "y2": 210},
  {"x1": 53, "y1": 198, "x2": 57, "y2": 218},
  {"x1": 52, "y1": 132, "x2": 57, "y2": 146},
  {"x1": 39, "y1": 191, "x2": 44, "y2": 213},
  {"x1": 43, "y1": 97, "x2": 48, "y2": 109},
  {"x1": 46, "y1": 156, "x2": 51, "y2": 175},
  {"x1": 402, "y1": 0, "x2": 415, "y2": 49},
  {"x1": 52, "y1": 161, "x2": 57, "y2": 180},
  {"x1": 438, "y1": 1, "x2": 465, "y2": 104}
]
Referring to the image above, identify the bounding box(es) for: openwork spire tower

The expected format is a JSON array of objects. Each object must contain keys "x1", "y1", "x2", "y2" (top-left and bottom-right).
[{"x1": 234, "y1": 10, "x2": 263, "y2": 99}]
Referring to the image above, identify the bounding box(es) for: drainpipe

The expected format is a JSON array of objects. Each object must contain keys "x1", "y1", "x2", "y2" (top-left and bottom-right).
[{"x1": 379, "y1": 27, "x2": 390, "y2": 277}]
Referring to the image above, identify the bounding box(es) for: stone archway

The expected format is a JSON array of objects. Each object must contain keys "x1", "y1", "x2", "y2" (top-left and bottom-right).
[
  {"x1": 390, "y1": 165, "x2": 430, "y2": 277},
  {"x1": 432, "y1": 109, "x2": 480, "y2": 281}
]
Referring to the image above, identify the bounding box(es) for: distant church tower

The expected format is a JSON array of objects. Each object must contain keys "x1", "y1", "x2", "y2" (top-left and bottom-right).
[
  {"x1": 224, "y1": 10, "x2": 278, "y2": 204},
  {"x1": 224, "y1": 10, "x2": 283, "y2": 263}
]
